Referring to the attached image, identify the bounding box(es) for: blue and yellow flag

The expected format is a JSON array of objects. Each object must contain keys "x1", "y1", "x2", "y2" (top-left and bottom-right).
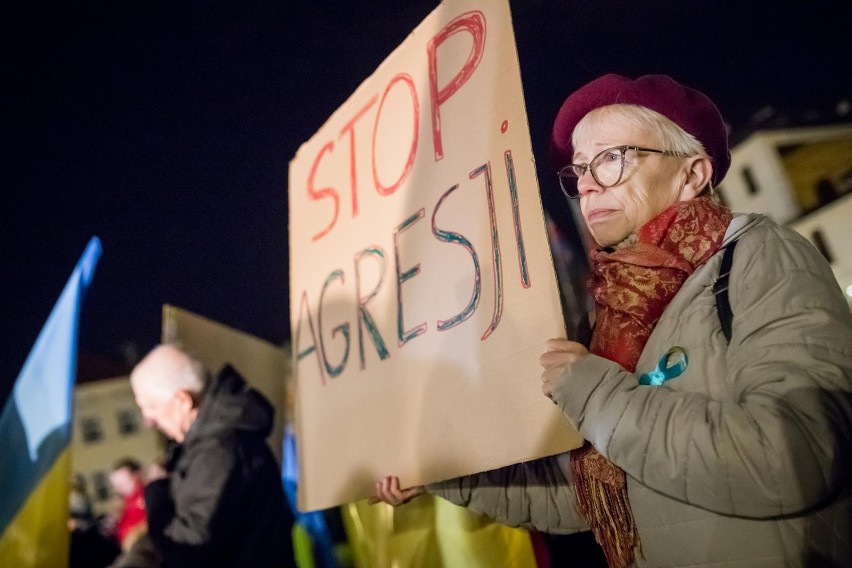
[{"x1": 0, "y1": 237, "x2": 102, "y2": 568}]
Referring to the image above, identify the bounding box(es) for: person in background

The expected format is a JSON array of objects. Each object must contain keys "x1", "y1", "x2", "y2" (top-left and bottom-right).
[
  {"x1": 374, "y1": 74, "x2": 852, "y2": 567},
  {"x1": 69, "y1": 473, "x2": 95, "y2": 532},
  {"x1": 69, "y1": 473, "x2": 121, "y2": 568},
  {"x1": 106, "y1": 458, "x2": 162, "y2": 568},
  {"x1": 109, "y1": 458, "x2": 148, "y2": 551},
  {"x1": 130, "y1": 343, "x2": 295, "y2": 567}
]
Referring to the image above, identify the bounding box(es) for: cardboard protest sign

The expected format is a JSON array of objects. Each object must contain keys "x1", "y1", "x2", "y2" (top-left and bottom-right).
[
  {"x1": 289, "y1": 0, "x2": 581, "y2": 512},
  {"x1": 161, "y1": 305, "x2": 289, "y2": 463}
]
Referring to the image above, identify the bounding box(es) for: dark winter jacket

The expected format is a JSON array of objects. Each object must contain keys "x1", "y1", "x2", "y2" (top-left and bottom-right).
[{"x1": 145, "y1": 365, "x2": 294, "y2": 568}]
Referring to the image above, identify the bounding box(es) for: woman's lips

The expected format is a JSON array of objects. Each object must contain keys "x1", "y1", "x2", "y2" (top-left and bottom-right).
[{"x1": 585, "y1": 208, "x2": 618, "y2": 223}]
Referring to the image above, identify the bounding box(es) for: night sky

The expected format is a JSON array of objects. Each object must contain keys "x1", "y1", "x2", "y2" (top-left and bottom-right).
[{"x1": 3, "y1": 0, "x2": 850, "y2": 408}]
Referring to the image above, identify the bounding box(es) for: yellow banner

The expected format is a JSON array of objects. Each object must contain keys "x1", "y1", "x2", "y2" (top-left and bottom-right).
[{"x1": 0, "y1": 449, "x2": 71, "y2": 568}]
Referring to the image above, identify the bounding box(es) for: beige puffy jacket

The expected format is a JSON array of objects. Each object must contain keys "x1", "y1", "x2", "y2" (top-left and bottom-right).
[{"x1": 428, "y1": 214, "x2": 852, "y2": 567}]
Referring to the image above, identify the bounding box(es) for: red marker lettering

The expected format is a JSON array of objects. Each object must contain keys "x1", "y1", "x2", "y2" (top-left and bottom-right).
[
  {"x1": 307, "y1": 141, "x2": 339, "y2": 242},
  {"x1": 338, "y1": 96, "x2": 378, "y2": 217},
  {"x1": 372, "y1": 73, "x2": 419, "y2": 196},
  {"x1": 426, "y1": 11, "x2": 486, "y2": 161}
]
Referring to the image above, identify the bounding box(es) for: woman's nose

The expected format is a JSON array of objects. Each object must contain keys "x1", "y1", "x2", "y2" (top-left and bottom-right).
[{"x1": 576, "y1": 170, "x2": 602, "y2": 197}]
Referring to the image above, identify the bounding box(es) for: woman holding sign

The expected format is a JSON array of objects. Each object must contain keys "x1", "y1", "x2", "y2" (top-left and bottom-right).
[{"x1": 374, "y1": 74, "x2": 852, "y2": 567}]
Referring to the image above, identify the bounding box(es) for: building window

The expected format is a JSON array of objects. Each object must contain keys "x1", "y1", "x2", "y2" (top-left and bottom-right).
[
  {"x1": 117, "y1": 408, "x2": 140, "y2": 436},
  {"x1": 80, "y1": 416, "x2": 103, "y2": 444},
  {"x1": 91, "y1": 471, "x2": 110, "y2": 502},
  {"x1": 742, "y1": 167, "x2": 759, "y2": 195},
  {"x1": 815, "y1": 178, "x2": 840, "y2": 208}
]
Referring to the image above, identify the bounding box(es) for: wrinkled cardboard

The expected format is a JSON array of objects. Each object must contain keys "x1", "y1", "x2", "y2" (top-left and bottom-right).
[{"x1": 289, "y1": 0, "x2": 581, "y2": 512}]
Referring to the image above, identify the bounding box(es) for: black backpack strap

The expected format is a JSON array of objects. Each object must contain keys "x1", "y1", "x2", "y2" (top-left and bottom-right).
[{"x1": 713, "y1": 239, "x2": 738, "y2": 342}]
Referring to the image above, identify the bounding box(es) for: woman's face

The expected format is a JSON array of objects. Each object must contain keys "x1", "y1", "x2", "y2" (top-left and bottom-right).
[{"x1": 574, "y1": 110, "x2": 688, "y2": 247}]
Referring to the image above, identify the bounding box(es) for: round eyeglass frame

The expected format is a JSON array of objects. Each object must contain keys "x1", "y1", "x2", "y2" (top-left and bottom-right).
[{"x1": 556, "y1": 145, "x2": 683, "y2": 199}]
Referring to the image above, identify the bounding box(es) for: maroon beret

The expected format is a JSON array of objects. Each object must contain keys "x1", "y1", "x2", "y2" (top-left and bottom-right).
[{"x1": 551, "y1": 74, "x2": 731, "y2": 187}]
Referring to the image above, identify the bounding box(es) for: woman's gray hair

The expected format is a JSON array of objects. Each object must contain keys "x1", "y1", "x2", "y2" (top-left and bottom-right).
[{"x1": 572, "y1": 104, "x2": 717, "y2": 197}]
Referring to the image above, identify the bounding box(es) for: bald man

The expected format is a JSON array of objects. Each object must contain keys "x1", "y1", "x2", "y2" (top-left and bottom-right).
[{"x1": 130, "y1": 344, "x2": 294, "y2": 568}]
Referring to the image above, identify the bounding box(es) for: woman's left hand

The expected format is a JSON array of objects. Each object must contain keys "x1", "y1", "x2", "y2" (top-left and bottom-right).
[
  {"x1": 370, "y1": 476, "x2": 425, "y2": 506},
  {"x1": 539, "y1": 339, "x2": 590, "y2": 401}
]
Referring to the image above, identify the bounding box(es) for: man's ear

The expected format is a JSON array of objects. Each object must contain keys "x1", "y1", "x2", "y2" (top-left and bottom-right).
[
  {"x1": 175, "y1": 390, "x2": 195, "y2": 411},
  {"x1": 678, "y1": 155, "x2": 713, "y2": 201}
]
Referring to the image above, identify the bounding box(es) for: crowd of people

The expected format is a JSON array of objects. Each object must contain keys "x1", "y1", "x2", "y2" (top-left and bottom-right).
[
  {"x1": 70, "y1": 345, "x2": 297, "y2": 568},
  {"x1": 69, "y1": 459, "x2": 159, "y2": 568},
  {"x1": 68, "y1": 72, "x2": 852, "y2": 568}
]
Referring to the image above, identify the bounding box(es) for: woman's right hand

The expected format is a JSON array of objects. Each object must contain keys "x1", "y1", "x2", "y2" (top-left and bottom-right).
[{"x1": 370, "y1": 475, "x2": 425, "y2": 506}]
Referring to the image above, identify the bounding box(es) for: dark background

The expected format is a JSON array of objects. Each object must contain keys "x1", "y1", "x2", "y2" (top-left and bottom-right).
[{"x1": 3, "y1": 0, "x2": 851, "y2": 407}]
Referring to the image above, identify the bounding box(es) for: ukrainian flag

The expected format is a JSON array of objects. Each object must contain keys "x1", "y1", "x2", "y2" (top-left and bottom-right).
[{"x1": 0, "y1": 237, "x2": 102, "y2": 567}]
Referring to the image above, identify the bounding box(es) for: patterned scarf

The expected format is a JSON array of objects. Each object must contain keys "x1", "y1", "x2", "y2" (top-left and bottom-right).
[{"x1": 570, "y1": 196, "x2": 731, "y2": 567}]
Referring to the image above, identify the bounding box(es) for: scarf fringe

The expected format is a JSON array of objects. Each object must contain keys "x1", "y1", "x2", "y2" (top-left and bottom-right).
[{"x1": 571, "y1": 443, "x2": 641, "y2": 568}]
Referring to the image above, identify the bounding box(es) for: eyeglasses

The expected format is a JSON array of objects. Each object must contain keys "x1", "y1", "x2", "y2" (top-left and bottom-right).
[{"x1": 557, "y1": 145, "x2": 685, "y2": 199}]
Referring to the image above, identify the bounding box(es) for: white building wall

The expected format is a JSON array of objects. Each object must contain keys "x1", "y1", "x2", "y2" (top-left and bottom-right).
[
  {"x1": 789, "y1": 193, "x2": 852, "y2": 304},
  {"x1": 721, "y1": 134, "x2": 801, "y2": 223},
  {"x1": 71, "y1": 376, "x2": 163, "y2": 516},
  {"x1": 723, "y1": 124, "x2": 852, "y2": 308}
]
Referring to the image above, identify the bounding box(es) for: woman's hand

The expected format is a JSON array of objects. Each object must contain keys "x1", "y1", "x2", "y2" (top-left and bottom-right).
[
  {"x1": 370, "y1": 475, "x2": 425, "y2": 506},
  {"x1": 539, "y1": 338, "x2": 590, "y2": 400}
]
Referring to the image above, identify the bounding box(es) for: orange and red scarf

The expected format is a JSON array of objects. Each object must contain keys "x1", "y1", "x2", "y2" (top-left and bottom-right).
[{"x1": 570, "y1": 196, "x2": 731, "y2": 567}]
